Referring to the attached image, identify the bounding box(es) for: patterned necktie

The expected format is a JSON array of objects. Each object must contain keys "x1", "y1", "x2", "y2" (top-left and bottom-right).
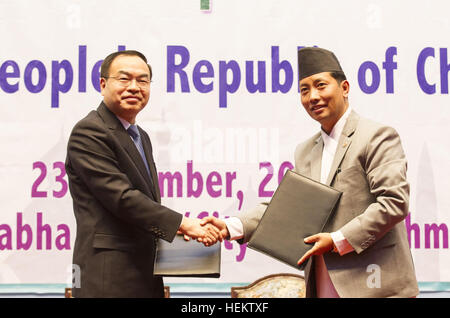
[{"x1": 127, "y1": 125, "x2": 153, "y2": 184}]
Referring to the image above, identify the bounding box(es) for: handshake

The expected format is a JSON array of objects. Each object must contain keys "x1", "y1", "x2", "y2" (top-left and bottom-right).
[{"x1": 178, "y1": 216, "x2": 229, "y2": 246}]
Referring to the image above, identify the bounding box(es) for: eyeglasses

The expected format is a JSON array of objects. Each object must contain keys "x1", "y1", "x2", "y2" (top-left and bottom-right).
[{"x1": 104, "y1": 75, "x2": 151, "y2": 89}]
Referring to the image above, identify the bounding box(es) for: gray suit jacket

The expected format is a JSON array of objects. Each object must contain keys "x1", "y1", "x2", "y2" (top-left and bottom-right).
[
  {"x1": 237, "y1": 111, "x2": 419, "y2": 297},
  {"x1": 66, "y1": 102, "x2": 183, "y2": 297}
]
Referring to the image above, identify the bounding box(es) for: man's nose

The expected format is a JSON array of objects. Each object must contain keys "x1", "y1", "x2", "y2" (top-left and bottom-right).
[
  {"x1": 127, "y1": 79, "x2": 140, "y2": 92},
  {"x1": 309, "y1": 88, "x2": 320, "y2": 104}
]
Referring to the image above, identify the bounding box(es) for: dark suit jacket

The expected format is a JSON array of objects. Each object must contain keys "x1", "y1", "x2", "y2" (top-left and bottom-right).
[{"x1": 66, "y1": 102, "x2": 183, "y2": 297}]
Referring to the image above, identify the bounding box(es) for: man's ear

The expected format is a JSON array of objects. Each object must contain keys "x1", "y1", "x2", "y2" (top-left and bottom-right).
[
  {"x1": 341, "y1": 80, "x2": 350, "y2": 98},
  {"x1": 100, "y1": 77, "x2": 106, "y2": 96}
]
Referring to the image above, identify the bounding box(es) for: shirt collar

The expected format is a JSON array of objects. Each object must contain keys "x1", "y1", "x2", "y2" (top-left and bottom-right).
[
  {"x1": 321, "y1": 105, "x2": 352, "y2": 145},
  {"x1": 116, "y1": 115, "x2": 132, "y2": 131}
]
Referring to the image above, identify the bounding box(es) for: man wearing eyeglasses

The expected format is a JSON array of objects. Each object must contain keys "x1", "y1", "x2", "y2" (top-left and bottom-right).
[{"x1": 65, "y1": 50, "x2": 221, "y2": 298}]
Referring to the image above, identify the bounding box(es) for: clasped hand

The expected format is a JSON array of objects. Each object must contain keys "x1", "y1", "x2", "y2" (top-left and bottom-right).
[{"x1": 178, "y1": 216, "x2": 228, "y2": 246}]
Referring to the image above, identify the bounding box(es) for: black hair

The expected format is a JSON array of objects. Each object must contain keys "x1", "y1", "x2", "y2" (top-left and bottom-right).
[
  {"x1": 100, "y1": 50, "x2": 152, "y2": 80},
  {"x1": 330, "y1": 71, "x2": 347, "y2": 84}
]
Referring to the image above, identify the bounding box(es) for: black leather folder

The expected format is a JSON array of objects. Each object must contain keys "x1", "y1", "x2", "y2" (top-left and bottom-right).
[
  {"x1": 154, "y1": 234, "x2": 221, "y2": 277},
  {"x1": 248, "y1": 170, "x2": 342, "y2": 270}
]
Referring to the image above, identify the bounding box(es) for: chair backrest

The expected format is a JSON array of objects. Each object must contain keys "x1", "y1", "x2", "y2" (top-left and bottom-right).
[{"x1": 231, "y1": 273, "x2": 306, "y2": 298}]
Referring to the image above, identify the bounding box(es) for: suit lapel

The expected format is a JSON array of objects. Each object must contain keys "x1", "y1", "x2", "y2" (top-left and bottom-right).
[
  {"x1": 310, "y1": 135, "x2": 323, "y2": 181},
  {"x1": 325, "y1": 111, "x2": 359, "y2": 186},
  {"x1": 116, "y1": 129, "x2": 154, "y2": 188},
  {"x1": 138, "y1": 127, "x2": 160, "y2": 203},
  {"x1": 97, "y1": 103, "x2": 156, "y2": 199}
]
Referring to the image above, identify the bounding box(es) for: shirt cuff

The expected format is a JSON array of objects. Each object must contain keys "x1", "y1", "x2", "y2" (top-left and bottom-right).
[
  {"x1": 330, "y1": 230, "x2": 355, "y2": 256},
  {"x1": 224, "y1": 217, "x2": 244, "y2": 241}
]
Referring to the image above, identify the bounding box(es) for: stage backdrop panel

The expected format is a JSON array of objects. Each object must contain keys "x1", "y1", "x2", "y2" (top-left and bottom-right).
[{"x1": 0, "y1": 0, "x2": 449, "y2": 292}]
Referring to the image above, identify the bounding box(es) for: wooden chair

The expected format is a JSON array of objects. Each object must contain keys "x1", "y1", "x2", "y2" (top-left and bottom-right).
[
  {"x1": 64, "y1": 286, "x2": 170, "y2": 298},
  {"x1": 231, "y1": 273, "x2": 306, "y2": 298}
]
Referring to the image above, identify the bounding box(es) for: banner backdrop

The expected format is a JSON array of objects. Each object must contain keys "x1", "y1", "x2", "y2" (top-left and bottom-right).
[{"x1": 0, "y1": 0, "x2": 449, "y2": 290}]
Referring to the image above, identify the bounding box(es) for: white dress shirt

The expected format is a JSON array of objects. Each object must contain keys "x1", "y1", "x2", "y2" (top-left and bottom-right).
[
  {"x1": 314, "y1": 106, "x2": 353, "y2": 298},
  {"x1": 116, "y1": 115, "x2": 132, "y2": 131}
]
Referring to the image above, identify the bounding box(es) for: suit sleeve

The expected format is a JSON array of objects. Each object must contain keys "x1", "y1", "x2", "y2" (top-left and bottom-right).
[
  {"x1": 236, "y1": 203, "x2": 269, "y2": 243},
  {"x1": 66, "y1": 120, "x2": 183, "y2": 242},
  {"x1": 339, "y1": 126, "x2": 410, "y2": 253}
]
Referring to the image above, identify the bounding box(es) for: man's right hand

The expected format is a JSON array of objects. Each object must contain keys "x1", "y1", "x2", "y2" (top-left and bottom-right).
[
  {"x1": 200, "y1": 216, "x2": 230, "y2": 240},
  {"x1": 178, "y1": 217, "x2": 222, "y2": 246}
]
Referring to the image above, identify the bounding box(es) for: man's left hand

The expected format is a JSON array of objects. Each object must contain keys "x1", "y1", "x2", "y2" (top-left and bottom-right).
[{"x1": 297, "y1": 233, "x2": 334, "y2": 266}]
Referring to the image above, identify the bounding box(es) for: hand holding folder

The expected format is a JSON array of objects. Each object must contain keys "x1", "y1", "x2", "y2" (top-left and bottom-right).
[
  {"x1": 298, "y1": 233, "x2": 335, "y2": 266},
  {"x1": 248, "y1": 170, "x2": 342, "y2": 270}
]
